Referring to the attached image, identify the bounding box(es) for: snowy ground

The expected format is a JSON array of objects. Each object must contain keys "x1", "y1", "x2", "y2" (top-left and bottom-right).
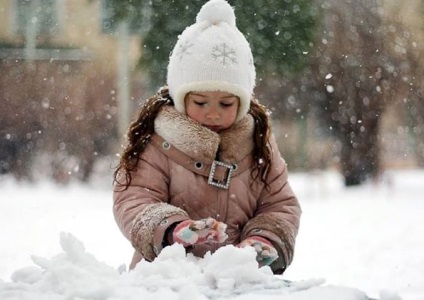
[{"x1": 0, "y1": 169, "x2": 423, "y2": 300}]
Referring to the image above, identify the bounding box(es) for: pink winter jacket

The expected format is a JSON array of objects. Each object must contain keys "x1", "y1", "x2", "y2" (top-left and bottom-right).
[{"x1": 113, "y1": 105, "x2": 301, "y2": 274}]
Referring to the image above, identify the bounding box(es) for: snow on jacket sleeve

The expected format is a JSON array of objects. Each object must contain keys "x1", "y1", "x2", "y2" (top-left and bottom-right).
[
  {"x1": 240, "y1": 134, "x2": 301, "y2": 274},
  {"x1": 113, "y1": 142, "x2": 189, "y2": 262}
]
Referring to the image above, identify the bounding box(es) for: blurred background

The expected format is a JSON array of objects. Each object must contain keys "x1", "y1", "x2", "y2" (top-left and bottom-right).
[{"x1": 0, "y1": 0, "x2": 423, "y2": 187}]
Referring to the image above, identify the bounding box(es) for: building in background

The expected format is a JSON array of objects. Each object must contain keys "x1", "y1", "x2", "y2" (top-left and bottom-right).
[{"x1": 0, "y1": 0, "x2": 143, "y2": 182}]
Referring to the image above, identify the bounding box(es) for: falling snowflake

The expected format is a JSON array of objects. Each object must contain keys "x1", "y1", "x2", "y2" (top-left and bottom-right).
[
  {"x1": 176, "y1": 40, "x2": 194, "y2": 60},
  {"x1": 212, "y1": 43, "x2": 237, "y2": 66}
]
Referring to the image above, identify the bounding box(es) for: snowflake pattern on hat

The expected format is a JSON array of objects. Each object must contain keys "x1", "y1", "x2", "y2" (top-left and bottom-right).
[
  {"x1": 177, "y1": 40, "x2": 194, "y2": 61},
  {"x1": 212, "y1": 43, "x2": 237, "y2": 66}
]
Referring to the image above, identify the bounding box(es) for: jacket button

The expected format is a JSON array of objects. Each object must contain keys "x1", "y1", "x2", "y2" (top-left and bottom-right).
[{"x1": 162, "y1": 141, "x2": 171, "y2": 150}]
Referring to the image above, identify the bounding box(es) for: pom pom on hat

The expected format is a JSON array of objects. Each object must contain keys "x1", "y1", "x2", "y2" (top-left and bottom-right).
[
  {"x1": 167, "y1": 0, "x2": 256, "y2": 122},
  {"x1": 196, "y1": 0, "x2": 236, "y2": 26}
]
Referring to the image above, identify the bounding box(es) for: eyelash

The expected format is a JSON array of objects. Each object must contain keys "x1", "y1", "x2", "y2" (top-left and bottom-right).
[
  {"x1": 193, "y1": 101, "x2": 206, "y2": 106},
  {"x1": 221, "y1": 103, "x2": 234, "y2": 107},
  {"x1": 193, "y1": 101, "x2": 234, "y2": 107}
]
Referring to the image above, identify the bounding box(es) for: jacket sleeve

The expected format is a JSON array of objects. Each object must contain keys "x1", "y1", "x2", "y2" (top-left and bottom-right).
[
  {"x1": 113, "y1": 142, "x2": 189, "y2": 262},
  {"x1": 240, "y1": 134, "x2": 301, "y2": 274}
]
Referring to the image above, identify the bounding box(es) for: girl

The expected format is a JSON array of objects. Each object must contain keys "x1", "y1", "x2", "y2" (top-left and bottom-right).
[{"x1": 113, "y1": 0, "x2": 301, "y2": 275}]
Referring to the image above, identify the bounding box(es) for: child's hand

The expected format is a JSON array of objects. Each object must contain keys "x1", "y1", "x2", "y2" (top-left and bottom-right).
[
  {"x1": 172, "y1": 218, "x2": 228, "y2": 247},
  {"x1": 238, "y1": 236, "x2": 278, "y2": 266}
]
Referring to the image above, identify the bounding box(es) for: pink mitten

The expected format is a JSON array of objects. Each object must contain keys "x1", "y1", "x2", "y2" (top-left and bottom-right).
[
  {"x1": 173, "y1": 218, "x2": 228, "y2": 247},
  {"x1": 238, "y1": 236, "x2": 278, "y2": 266}
]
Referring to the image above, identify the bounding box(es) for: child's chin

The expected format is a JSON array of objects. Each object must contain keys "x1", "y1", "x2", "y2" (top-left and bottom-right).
[{"x1": 204, "y1": 125, "x2": 223, "y2": 133}]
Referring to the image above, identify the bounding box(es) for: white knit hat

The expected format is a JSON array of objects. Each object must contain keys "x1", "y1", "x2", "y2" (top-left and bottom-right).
[{"x1": 167, "y1": 0, "x2": 256, "y2": 122}]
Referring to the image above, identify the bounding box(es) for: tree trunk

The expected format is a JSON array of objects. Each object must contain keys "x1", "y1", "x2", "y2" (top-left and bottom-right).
[{"x1": 340, "y1": 116, "x2": 380, "y2": 186}]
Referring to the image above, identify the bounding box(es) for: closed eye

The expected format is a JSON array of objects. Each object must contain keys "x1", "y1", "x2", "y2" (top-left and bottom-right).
[
  {"x1": 221, "y1": 102, "x2": 235, "y2": 108},
  {"x1": 194, "y1": 101, "x2": 207, "y2": 106}
]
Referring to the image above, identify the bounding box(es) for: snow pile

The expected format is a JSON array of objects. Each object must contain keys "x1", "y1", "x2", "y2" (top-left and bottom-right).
[
  {"x1": 2, "y1": 169, "x2": 423, "y2": 299},
  {"x1": 0, "y1": 233, "x2": 375, "y2": 300}
]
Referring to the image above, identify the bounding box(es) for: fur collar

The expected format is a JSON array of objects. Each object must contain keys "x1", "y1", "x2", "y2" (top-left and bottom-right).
[{"x1": 154, "y1": 105, "x2": 254, "y2": 164}]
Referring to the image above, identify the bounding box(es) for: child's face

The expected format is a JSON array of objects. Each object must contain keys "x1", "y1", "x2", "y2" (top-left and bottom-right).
[{"x1": 185, "y1": 91, "x2": 240, "y2": 133}]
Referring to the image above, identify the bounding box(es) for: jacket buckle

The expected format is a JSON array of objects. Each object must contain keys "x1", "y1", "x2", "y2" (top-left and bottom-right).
[{"x1": 208, "y1": 160, "x2": 235, "y2": 189}]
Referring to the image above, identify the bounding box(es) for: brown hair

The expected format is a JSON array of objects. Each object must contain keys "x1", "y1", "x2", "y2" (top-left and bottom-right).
[{"x1": 114, "y1": 87, "x2": 272, "y2": 188}]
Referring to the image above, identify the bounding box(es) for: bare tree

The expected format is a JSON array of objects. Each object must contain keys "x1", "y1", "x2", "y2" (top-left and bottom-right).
[{"x1": 311, "y1": 0, "x2": 406, "y2": 185}]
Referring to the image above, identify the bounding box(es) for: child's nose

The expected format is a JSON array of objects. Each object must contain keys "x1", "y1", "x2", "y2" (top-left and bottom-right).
[{"x1": 207, "y1": 107, "x2": 220, "y2": 120}]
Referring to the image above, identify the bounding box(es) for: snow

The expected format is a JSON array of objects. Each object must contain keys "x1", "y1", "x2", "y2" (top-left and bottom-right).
[{"x1": 0, "y1": 169, "x2": 423, "y2": 300}]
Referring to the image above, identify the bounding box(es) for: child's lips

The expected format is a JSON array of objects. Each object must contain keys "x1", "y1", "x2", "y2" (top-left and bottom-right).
[{"x1": 204, "y1": 125, "x2": 222, "y2": 132}]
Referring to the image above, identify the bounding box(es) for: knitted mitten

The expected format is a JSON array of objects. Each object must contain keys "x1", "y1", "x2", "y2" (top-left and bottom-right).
[
  {"x1": 238, "y1": 236, "x2": 278, "y2": 266},
  {"x1": 172, "y1": 217, "x2": 228, "y2": 247}
]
